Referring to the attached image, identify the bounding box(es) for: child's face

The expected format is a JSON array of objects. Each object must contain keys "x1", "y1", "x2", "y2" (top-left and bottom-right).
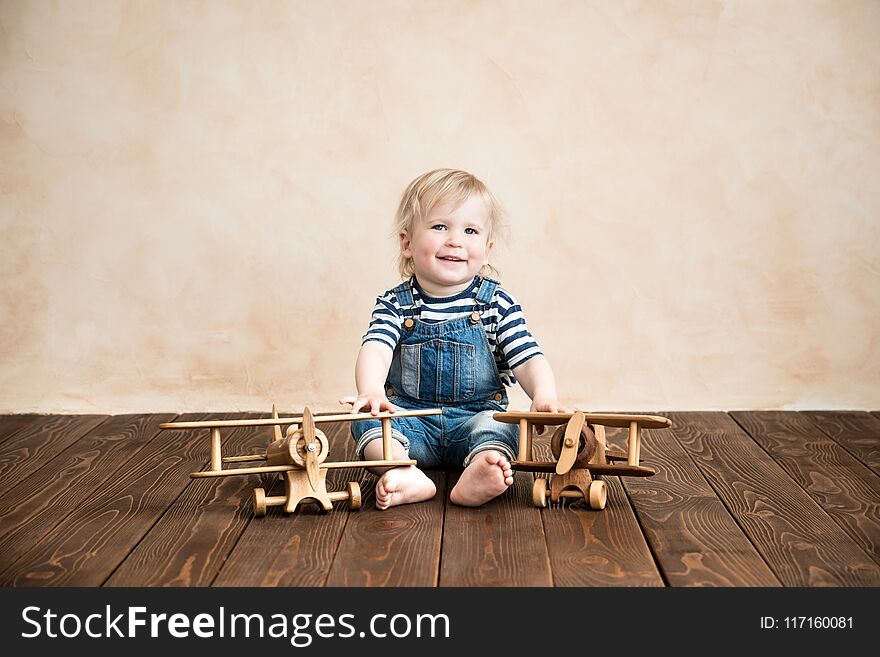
[{"x1": 400, "y1": 193, "x2": 494, "y2": 296}]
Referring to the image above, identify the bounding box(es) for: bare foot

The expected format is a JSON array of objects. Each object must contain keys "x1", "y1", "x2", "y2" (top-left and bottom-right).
[
  {"x1": 449, "y1": 450, "x2": 514, "y2": 507},
  {"x1": 375, "y1": 466, "x2": 436, "y2": 510}
]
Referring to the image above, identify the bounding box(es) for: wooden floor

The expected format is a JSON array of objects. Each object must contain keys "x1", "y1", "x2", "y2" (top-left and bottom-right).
[{"x1": 0, "y1": 410, "x2": 878, "y2": 587}]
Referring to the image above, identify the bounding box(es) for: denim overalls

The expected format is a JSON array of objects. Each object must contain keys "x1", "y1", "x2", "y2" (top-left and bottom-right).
[{"x1": 352, "y1": 277, "x2": 519, "y2": 468}]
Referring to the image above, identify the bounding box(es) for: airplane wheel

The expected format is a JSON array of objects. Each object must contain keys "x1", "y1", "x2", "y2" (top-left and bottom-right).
[
  {"x1": 253, "y1": 488, "x2": 267, "y2": 517},
  {"x1": 532, "y1": 478, "x2": 549, "y2": 508},
  {"x1": 347, "y1": 481, "x2": 362, "y2": 510},
  {"x1": 588, "y1": 480, "x2": 607, "y2": 510}
]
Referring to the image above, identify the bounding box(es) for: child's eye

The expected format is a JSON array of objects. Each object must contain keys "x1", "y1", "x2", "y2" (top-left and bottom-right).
[
  {"x1": 465, "y1": 228, "x2": 478, "y2": 235},
  {"x1": 431, "y1": 224, "x2": 446, "y2": 231}
]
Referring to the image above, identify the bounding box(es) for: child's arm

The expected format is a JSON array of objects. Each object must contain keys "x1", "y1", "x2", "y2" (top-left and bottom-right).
[
  {"x1": 339, "y1": 341, "x2": 397, "y2": 415},
  {"x1": 512, "y1": 355, "x2": 568, "y2": 432}
]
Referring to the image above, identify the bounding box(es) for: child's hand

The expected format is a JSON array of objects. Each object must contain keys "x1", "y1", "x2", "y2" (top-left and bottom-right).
[
  {"x1": 529, "y1": 397, "x2": 570, "y2": 435},
  {"x1": 339, "y1": 393, "x2": 398, "y2": 416}
]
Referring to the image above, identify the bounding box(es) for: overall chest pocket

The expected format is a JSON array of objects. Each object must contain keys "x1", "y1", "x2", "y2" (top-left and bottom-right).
[{"x1": 400, "y1": 339, "x2": 476, "y2": 403}]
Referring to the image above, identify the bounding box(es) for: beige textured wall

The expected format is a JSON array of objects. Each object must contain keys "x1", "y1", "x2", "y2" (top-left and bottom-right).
[{"x1": 2, "y1": 1, "x2": 878, "y2": 413}]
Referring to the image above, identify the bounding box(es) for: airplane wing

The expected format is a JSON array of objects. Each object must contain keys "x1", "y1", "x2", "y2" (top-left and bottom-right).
[
  {"x1": 160, "y1": 408, "x2": 442, "y2": 430},
  {"x1": 511, "y1": 460, "x2": 655, "y2": 477},
  {"x1": 493, "y1": 411, "x2": 671, "y2": 429}
]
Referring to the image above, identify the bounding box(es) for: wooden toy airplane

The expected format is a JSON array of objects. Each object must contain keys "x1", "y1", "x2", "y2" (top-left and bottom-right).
[
  {"x1": 493, "y1": 411, "x2": 672, "y2": 510},
  {"x1": 159, "y1": 405, "x2": 441, "y2": 516}
]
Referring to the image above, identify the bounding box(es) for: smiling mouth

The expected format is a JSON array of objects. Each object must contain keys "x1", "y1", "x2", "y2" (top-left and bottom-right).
[{"x1": 438, "y1": 256, "x2": 466, "y2": 262}]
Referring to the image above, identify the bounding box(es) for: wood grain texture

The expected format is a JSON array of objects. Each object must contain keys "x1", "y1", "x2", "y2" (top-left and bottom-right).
[
  {"x1": 0, "y1": 414, "x2": 109, "y2": 497},
  {"x1": 541, "y1": 476, "x2": 664, "y2": 586},
  {"x1": 104, "y1": 413, "x2": 272, "y2": 586},
  {"x1": 669, "y1": 412, "x2": 880, "y2": 586},
  {"x1": 0, "y1": 415, "x2": 45, "y2": 446},
  {"x1": 439, "y1": 471, "x2": 551, "y2": 586},
  {"x1": 2, "y1": 411, "x2": 876, "y2": 588},
  {"x1": 730, "y1": 411, "x2": 880, "y2": 564},
  {"x1": 214, "y1": 421, "x2": 361, "y2": 587},
  {"x1": 0, "y1": 413, "x2": 176, "y2": 578},
  {"x1": 529, "y1": 432, "x2": 663, "y2": 586},
  {"x1": 604, "y1": 421, "x2": 781, "y2": 586},
  {"x1": 0, "y1": 413, "x2": 225, "y2": 586},
  {"x1": 325, "y1": 470, "x2": 447, "y2": 586},
  {"x1": 802, "y1": 411, "x2": 880, "y2": 476}
]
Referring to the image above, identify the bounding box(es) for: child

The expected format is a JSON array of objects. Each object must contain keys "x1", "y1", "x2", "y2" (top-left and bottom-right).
[{"x1": 339, "y1": 168, "x2": 565, "y2": 509}]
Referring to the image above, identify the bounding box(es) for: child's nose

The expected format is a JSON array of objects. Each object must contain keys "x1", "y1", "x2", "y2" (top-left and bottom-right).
[{"x1": 445, "y1": 231, "x2": 463, "y2": 246}]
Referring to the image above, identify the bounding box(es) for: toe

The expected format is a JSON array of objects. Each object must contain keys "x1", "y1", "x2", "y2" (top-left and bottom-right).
[{"x1": 376, "y1": 485, "x2": 392, "y2": 506}]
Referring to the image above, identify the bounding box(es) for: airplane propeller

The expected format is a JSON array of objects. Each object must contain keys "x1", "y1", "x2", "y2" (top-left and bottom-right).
[
  {"x1": 301, "y1": 406, "x2": 321, "y2": 490},
  {"x1": 556, "y1": 411, "x2": 586, "y2": 475}
]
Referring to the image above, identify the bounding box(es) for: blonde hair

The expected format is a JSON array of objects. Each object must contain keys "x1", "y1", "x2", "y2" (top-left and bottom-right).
[{"x1": 393, "y1": 168, "x2": 506, "y2": 280}]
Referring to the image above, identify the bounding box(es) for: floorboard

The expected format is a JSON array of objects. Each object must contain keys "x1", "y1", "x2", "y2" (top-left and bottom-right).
[
  {"x1": 0, "y1": 415, "x2": 223, "y2": 586},
  {"x1": 731, "y1": 411, "x2": 880, "y2": 565},
  {"x1": 0, "y1": 413, "x2": 176, "y2": 580},
  {"x1": 0, "y1": 413, "x2": 227, "y2": 586},
  {"x1": 543, "y1": 476, "x2": 664, "y2": 586},
  {"x1": 440, "y1": 470, "x2": 551, "y2": 586},
  {"x1": 0, "y1": 414, "x2": 45, "y2": 446},
  {"x1": 802, "y1": 411, "x2": 880, "y2": 476},
  {"x1": 0, "y1": 411, "x2": 876, "y2": 588},
  {"x1": 609, "y1": 419, "x2": 781, "y2": 586},
  {"x1": 325, "y1": 469, "x2": 447, "y2": 586},
  {"x1": 104, "y1": 413, "x2": 269, "y2": 586},
  {"x1": 0, "y1": 414, "x2": 109, "y2": 497},
  {"x1": 669, "y1": 412, "x2": 880, "y2": 586},
  {"x1": 531, "y1": 429, "x2": 663, "y2": 587}
]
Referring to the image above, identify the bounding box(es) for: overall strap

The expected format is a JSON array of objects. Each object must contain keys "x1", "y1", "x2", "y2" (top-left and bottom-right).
[
  {"x1": 474, "y1": 277, "x2": 499, "y2": 307},
  {"x1": 468, "y1": 277, "x2": 499, "y2": 326},
  {"x1": 391, "y1": 278, "x2": 419, "y2": 327}
]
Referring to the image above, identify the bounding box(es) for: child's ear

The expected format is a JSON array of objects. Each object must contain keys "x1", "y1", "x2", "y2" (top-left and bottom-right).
[
  {"x1": 485, "y1": 240, "x2": 494, "y2": 261},
  {"x1": 399, "y1": 230, "x2": 412, "y2": 257}
]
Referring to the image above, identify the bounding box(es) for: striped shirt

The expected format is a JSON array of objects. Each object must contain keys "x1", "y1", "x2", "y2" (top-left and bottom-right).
[{"x1": 362, "y1": 276, "x2": 542, "y2": 386}]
